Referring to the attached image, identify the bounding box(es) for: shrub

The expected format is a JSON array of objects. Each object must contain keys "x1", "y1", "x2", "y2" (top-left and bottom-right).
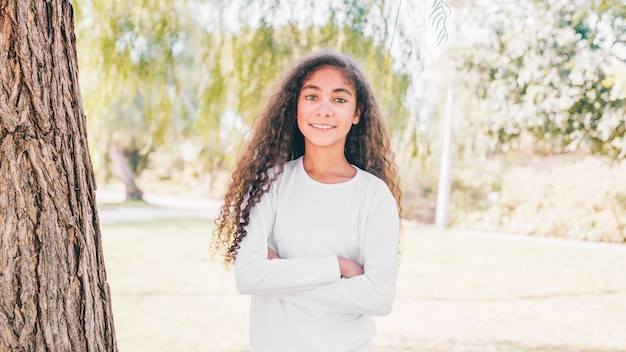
[{"x1": 451, "y1": 155, "x2": 626, "y2": 243}]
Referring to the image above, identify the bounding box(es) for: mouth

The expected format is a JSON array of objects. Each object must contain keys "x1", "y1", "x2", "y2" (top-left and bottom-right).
[{"x1": 310, "y1": 123, "x2": 336, "y2": 130}]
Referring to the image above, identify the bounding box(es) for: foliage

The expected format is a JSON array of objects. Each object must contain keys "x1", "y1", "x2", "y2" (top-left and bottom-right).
[
  {"x1": 448, "y1": 0, "x2": 626, "y2": 160},
  {"x1": 429, "y1": 0, "x2": 451, "y2": 45},
  {"x1": 453, "y1": 155, "x2": 626, "y2": 243},
  {"x1": 165, "y1": 1, "x2": 417, "y2": 178},
  {"x1": 74, "y1": 0, "x2": 193, "y2": 179},
  {"x1": 74, "y1": 0, "x2": 421, "y2": 188},
  {"x1": 74, "y1": 0, "x2": 626, "y2": 246}
]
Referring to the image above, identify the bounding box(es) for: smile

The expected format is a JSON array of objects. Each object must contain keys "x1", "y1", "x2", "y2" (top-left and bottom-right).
[{"x1": 310, "y1": 124, "x2": 336, "y2": 130}]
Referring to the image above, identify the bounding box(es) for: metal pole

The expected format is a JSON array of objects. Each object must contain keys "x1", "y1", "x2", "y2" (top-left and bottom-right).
[{"x1": 435, "y1": 86, "x2": 454, "y2": 227}]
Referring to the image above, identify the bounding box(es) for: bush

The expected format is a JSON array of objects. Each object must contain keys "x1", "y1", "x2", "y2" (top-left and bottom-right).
[{"x1": 451, "y1": 155, "x2": 626, "y2": 243}]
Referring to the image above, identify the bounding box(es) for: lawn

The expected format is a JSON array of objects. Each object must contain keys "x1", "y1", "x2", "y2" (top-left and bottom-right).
[{"x1": 101, "y1": 218, "x2": 626, "y2": 351}]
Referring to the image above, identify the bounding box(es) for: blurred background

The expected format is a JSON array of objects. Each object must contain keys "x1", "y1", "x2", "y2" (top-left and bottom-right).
[
  {"x1": 73, "y1": 1, "x2": 626, "y2": 350},
  {"x1": 74, "y1": 0, "x2": 625, "y2": 244}
]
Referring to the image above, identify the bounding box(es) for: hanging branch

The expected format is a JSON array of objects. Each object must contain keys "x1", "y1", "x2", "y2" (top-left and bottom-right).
[
  {"x1": 387, "y1": 0, "x2": 402, "y2": 52},
  {"x1": 429, "y1": 0, "x2": 450, "y2": 45}
]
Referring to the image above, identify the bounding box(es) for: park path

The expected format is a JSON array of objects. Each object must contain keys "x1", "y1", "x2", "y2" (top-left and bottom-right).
[
  {"x1": 96, "y1": 188, "x2": 626, "y2": 254},
  {"x1": 96, "y1": 189, "x2": 222, "y2": 224}
]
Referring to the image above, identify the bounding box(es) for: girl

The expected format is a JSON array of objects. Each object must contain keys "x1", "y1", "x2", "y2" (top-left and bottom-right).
[{"x1": 212, "y1": 51, "x2": 402, "y2": 351}]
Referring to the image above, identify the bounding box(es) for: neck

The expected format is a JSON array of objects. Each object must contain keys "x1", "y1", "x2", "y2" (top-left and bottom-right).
[{"x1": 302, "y1": 149, "x2": 355, "y2": 184}]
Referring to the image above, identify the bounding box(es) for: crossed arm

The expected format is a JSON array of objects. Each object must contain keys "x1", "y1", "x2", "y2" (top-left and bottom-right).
[{"x1": 267, "y1": 248, "x2": 364, "y2": 278}]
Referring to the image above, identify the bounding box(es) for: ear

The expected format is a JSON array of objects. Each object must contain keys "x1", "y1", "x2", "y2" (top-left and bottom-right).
[{"x1": 352, "y1": 109, "x2": 361, "y2": 125}]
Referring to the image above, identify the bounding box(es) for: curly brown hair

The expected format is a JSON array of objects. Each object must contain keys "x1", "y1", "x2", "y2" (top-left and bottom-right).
[{"x1": 211, "y1": 51, "x2": 402, "y2": 267}]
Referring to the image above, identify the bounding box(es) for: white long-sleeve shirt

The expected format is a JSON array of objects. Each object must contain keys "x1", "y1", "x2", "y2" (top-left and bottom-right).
[{"x1": 234, "y1": 157, "x2": 400, "y2": 352}]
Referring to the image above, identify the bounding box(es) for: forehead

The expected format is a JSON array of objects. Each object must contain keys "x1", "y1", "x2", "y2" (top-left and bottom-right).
[{"x1": 301, "y1": 66, "x2": 354, "y2": 90}]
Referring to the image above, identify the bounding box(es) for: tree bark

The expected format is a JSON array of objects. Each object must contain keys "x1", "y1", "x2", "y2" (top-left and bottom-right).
[{"x1": 0, "y1": 1, "x2": 117, "y2": 351}]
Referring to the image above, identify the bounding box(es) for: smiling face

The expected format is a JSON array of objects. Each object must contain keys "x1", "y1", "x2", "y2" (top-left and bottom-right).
[{"x1": 296, "y1": 66, "x2": 360, "y2": 154}]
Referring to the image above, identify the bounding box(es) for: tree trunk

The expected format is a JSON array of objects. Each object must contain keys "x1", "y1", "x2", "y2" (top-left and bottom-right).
[
  {"x1": 0, "y1": 1, "x2": 117, "y2": 351},
  {"x1": 108, "y1": 143, "x2": 144, "y2": 201}
]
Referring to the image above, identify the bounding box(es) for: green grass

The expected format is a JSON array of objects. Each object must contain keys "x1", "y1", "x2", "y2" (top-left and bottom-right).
[{"x1": 101, "y1": 218, "x2": 626, "y2": 351}]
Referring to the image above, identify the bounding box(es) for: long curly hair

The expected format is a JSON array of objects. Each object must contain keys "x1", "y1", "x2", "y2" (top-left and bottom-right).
[{"x1": 212, "y1": 51, "x2": 402, "y2": 267}]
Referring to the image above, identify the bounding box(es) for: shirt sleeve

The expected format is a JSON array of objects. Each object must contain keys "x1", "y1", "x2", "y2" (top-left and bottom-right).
[
  {"x1": 234, "y1": 184, "x2": 342, "y2": 296},
  {"x1": 275, "y1": 190, "x2": 400, "y2": 316}
]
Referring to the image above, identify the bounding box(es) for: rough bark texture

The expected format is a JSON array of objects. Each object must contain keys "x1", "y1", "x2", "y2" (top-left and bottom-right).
[{"x1": 0, "y1": 1, "x2": 117, "y2": 351}]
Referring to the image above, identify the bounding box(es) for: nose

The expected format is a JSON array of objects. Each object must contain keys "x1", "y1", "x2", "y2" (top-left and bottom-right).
[{"x1": 316, "y1": 100, "x2": 334, "y2": 117}]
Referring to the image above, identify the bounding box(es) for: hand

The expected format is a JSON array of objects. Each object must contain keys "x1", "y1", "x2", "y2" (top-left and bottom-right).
[
  {"x1": 338, "y1": 257, "x2": 364, "y2": 278},
  {"x1": 267, "y1": 247, "x2": 280, "y2": 260}
]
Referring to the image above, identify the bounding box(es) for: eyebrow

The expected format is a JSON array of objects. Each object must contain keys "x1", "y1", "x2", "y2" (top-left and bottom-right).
[{"x1": 301, "y1": 84, "x2": 354, "y2": 97}]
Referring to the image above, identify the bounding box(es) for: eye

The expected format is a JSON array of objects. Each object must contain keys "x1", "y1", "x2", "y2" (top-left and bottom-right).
[
  {"x1": 334, "y1": 97, "x2": 347, "y2": 103},
  {"x1": 304, "y1": 95, "x2": 318, "y2": 101}
]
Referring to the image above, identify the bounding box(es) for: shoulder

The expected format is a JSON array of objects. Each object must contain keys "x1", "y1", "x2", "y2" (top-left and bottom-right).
[
  {"x1": 355, "y1": 169, "x2": 400, "y2": 227},
  {"x1": 281, "y1": 158, "x2": 300, "y2": 174},
  {"x1": 355, "y1": 168, "x2": 395, "y2": 202},
  {"x1": 271, "y1": 158, "x2": 300, "y2": 182},
  {"x1": 265, "y1": 157, "x2": 301, "y2": 192},
  {"x1": 357, "y1": 168, "x2": 390, "y2": 191}
]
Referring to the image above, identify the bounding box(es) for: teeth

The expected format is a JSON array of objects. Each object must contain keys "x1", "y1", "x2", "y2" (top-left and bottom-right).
[{"x1": 311, "y1": 124, "x2": 335, "y2": 129}]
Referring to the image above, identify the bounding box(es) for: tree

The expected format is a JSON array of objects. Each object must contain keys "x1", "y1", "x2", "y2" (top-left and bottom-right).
[
  {"x1": 74, "y1": 0, "x2": 191, "y2": 200},
  {"x1": 448, "y1": 0, "x2": 626, "y2": 159},
  {"x1": 0, "y1": 1, "x2": 117, "y2": 350},
  {"x1": 72, "y1": 0, "x2": 427, "y2": 200}
]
